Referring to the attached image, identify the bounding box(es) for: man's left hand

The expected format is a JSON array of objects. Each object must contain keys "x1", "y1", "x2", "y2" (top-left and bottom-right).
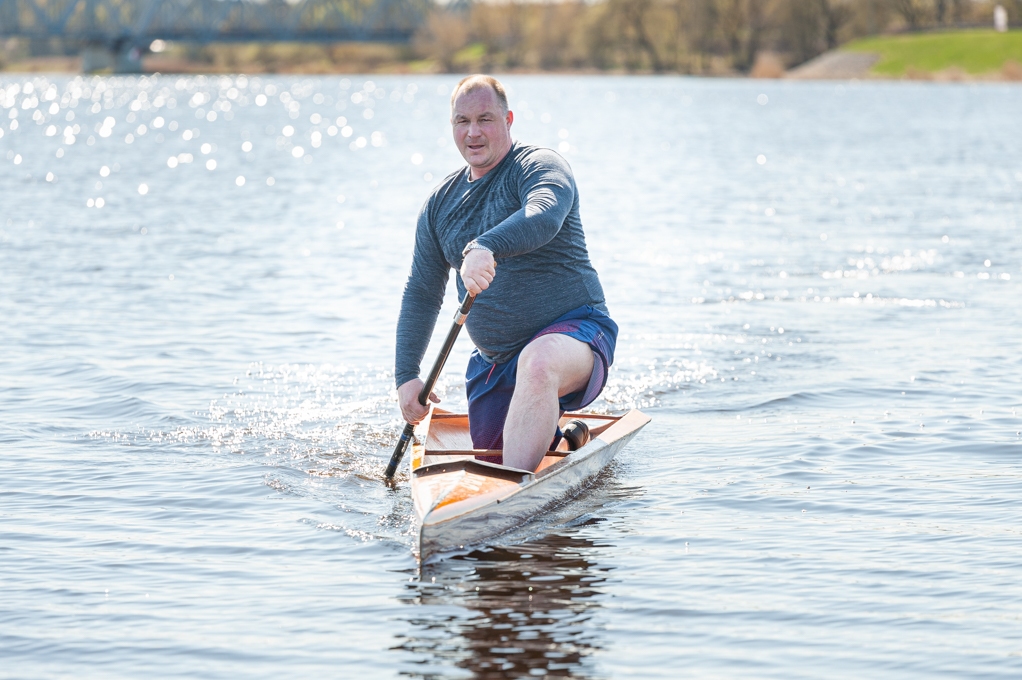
[
  {"x1": 397, "y1": 378, "x2": 439, "y2": 425},
  {"x1": 460, "y1": 248, "x2": 496, "y2": 296}
]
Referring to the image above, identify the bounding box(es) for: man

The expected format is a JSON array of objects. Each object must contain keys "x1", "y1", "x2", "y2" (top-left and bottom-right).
[{"x1": 395, "y1": 74, "x2": 616, "y2": 473}]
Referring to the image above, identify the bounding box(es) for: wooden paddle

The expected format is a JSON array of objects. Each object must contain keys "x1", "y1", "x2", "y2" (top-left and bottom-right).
[{"x1": 385, "y1": 291, "x2": 476, "y2": 480}]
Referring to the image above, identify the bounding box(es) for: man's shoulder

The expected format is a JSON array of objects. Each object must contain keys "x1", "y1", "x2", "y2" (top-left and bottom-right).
[
  {"x1": 420, "y1": 166, "x2": 468, "y2": 221},
  {"x1": 511, "y1": 143, "x2": 568, "y2": 166},
  {"x1": 427, "y1": 166, "x2": 467, "y2": 201},
  {"x1": 508, "y1": 143, "x2": 572, "y2": 178}
]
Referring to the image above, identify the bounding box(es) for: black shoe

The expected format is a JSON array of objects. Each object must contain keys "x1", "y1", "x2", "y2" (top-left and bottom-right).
[{"x1": 561, "y1": 420, "x2": 590, "y2": 451}]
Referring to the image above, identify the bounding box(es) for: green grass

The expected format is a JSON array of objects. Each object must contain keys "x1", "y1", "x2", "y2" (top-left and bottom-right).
[
  {"x1": 844, "y1": 29, "x2": 1022, "y2": 75},
  {"x1": 454, "y1": 43, "x2": 488, "y2": 66}
]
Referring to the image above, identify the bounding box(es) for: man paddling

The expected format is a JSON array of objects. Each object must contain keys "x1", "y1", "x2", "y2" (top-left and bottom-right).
[{"x1": 395, "y1": 74, "x2": 616, "y2": 473}]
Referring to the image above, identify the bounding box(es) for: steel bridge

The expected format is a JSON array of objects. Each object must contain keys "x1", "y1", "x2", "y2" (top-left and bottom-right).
[{"x1": 0, "y1": 0, "x2": 433, "y2": 71}]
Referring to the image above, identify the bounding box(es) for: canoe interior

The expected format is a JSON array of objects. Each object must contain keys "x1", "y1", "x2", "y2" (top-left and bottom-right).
[
  {"x1": 410, "y1": 409, "x2": 640, "y2": 523},
  {"x1": 416, "y1": 410, "x2": 622, "y2": 473}
]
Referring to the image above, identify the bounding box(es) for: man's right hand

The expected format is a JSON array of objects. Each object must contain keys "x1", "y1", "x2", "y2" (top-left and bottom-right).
[
  {"x1": 397, "y1": 378, "x2": 440, "y2": 425},
  {"x1": 460, "y1": 247, "x2": 496, "y2": 296}
]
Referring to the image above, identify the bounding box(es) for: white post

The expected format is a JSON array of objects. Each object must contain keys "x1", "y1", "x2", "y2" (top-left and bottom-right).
[{"x1": 994, "y1": 5, "x2": 1008, "y2": 32}]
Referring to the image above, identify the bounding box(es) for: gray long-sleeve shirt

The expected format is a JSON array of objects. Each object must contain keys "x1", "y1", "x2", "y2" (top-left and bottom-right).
[{"x1": 395, "y1": 142, "x2": 607, "y2": 388}]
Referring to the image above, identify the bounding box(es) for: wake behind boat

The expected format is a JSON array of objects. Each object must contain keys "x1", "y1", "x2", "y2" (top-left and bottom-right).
[{"x1": 409, "y1": 408, "x2": 651, "y2": 563}]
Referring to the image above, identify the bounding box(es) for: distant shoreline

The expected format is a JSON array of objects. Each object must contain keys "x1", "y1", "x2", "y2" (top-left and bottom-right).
[
  {"x1": 3, "y1": 65, "x2": 1017, "y2": 83},
  {"x1": 2, "y1": 28, "x2": 1021, "y2": 83}
]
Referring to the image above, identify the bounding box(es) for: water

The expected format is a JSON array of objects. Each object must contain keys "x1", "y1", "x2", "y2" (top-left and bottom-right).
[{"x1": 2, "y1": 73, "x2": 1021, "y2": 678}]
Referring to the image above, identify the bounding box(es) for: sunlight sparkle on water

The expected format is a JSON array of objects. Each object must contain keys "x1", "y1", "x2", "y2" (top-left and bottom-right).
[{"x1": 2, "y1": 74, "x2": 1020, "y2": 679}]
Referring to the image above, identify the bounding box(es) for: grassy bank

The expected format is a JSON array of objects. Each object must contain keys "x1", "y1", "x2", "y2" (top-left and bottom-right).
[{"x1": 845, "y1": 29, "x2": 1022, "y2": 77}]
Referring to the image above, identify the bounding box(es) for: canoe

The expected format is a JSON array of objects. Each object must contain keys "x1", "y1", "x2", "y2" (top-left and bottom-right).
[{"x1": 409, "y1": 407, "x2": 651, "y2": 563}]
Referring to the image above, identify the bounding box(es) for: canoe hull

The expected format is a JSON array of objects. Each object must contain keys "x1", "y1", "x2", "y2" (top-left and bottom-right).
[{"x1": 412, "y1": 409, "x2": 650, "y2": 563}]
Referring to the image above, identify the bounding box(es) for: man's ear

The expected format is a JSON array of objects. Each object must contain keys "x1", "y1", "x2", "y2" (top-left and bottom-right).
[{"x1": 506, "y1": 110, "x2": 514, "y2": 128}]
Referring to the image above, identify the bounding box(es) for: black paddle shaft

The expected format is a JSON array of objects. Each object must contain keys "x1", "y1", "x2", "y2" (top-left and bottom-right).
[{"x1": 385, "y1": 292, "x2": 475, "y2": 479}]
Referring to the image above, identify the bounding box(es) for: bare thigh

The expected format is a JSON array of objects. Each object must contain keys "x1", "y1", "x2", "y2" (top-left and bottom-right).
[{"x1": 516, "y1": 333, "x2": 595, "y2": 396}]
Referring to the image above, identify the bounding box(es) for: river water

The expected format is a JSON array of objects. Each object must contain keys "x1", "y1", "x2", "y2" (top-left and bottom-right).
[{"x1": 2, "y1": 73, "x2": 1020, "y2": 678}]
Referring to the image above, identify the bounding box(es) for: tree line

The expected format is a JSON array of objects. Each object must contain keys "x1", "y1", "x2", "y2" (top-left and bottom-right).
[
  {"x1": 415, "y1": 0, "x2": 1022, "y2": 74},
  {"x1": 2, "y1": 0, "x2": 1017, "y2": 74}
]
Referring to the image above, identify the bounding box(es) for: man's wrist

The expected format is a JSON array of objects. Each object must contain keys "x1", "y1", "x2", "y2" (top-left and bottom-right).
[
  {"x1": 396, "y1": 376, "x2": 420, "y2": 391},
  {"x1": 462, "y1": 240, "x2": 493, "y2": 258}
]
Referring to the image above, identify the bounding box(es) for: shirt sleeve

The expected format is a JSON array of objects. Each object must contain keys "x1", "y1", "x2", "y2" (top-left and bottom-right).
[
  {"x1": 395, "y1": 201, "x2": 450, "y2": 388},
  {"x1": 473, "y1": 149, "x2": 575, "y2": 258}
]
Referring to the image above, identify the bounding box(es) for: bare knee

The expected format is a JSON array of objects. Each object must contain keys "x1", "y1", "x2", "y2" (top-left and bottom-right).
[
  {"x1": 517, "y1": 342, "x2": 560, "y2": 390},
  {"x1": 516, "y1": 335, "x2": 593, "y2": 395}
]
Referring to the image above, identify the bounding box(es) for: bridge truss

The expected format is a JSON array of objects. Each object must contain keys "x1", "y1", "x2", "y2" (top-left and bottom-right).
[{"x1": 0, "y1": 0, "x2": 433, "y2": 70}]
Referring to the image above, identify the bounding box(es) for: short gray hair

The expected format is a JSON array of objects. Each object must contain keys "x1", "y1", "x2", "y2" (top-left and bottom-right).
[{"x1": 450, "y1": 74, "x2": 509, "y2": 115}]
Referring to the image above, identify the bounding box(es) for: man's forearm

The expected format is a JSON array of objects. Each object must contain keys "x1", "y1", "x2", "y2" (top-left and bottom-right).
[
  {"x1": 476, "y1": 185, "x2": 572, "y2": 258},
  {"x1": 395, "y1": 288, "x2": 444, "y2": 387}
]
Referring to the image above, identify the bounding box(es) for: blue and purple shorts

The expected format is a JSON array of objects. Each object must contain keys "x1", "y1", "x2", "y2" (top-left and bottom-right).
[{"x1": 466, "y1": 304, "x2": 617, "y2": 461}]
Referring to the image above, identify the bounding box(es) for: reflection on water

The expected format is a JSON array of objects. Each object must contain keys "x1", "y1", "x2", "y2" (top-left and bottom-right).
[
  {"x1": 399, "y1": 529, "x2": 610, "y2": 680},
  {"x1": 396, "y1": 473, "x2": 642, "y2": 678}
]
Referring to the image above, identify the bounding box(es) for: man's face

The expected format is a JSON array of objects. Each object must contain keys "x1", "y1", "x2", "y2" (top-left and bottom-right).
[{"x1": 451, "y1": 86, "x2": 513, "y2": 179}]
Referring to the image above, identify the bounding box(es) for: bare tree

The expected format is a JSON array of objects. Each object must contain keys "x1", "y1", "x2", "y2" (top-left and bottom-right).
[
  {"x1": 623, "y1": 0, "x2": 668, "y2": 71},
  {"x1": 688, "y1": 0, "x2": 719, "y2": 73},
  {"x1": 781, "y1": 0, "x2": 825, "y2": 65},
  {"x1": 471, "y1": 3, "x2": 529, "y2": 69},
  {"x1": 890, "y1": 0, "x2": 928, "y2": 29},
  {"x1": 1007, "y1": 0, "x2": 1022, "y2": 24},
  {"x1": 590, "y1": 0, "x2": 676, "y2": 72},
  {"x1": 534, "y1": 2, "x2": 587, "y2": 70},
  {"x1": 822, "y1": 0, "x2": 854, "y2": 49},
  {"x1": 744, "y1": 0, "x2": 765, "y2": 71},
  {"x1": 718, "y1": 0, "x2": 746, "y2": 68},
  {"x1": 949, "y1": 0, "x2": 962, "y2": 23},
  {"x1": 414, "y1": 11, "x2": 469, "y2": 72}
]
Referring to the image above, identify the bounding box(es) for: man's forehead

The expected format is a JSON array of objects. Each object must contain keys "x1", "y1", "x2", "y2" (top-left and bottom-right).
[{"x1": 452, "y1": 85, "x2": 502, "y2": 114}]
